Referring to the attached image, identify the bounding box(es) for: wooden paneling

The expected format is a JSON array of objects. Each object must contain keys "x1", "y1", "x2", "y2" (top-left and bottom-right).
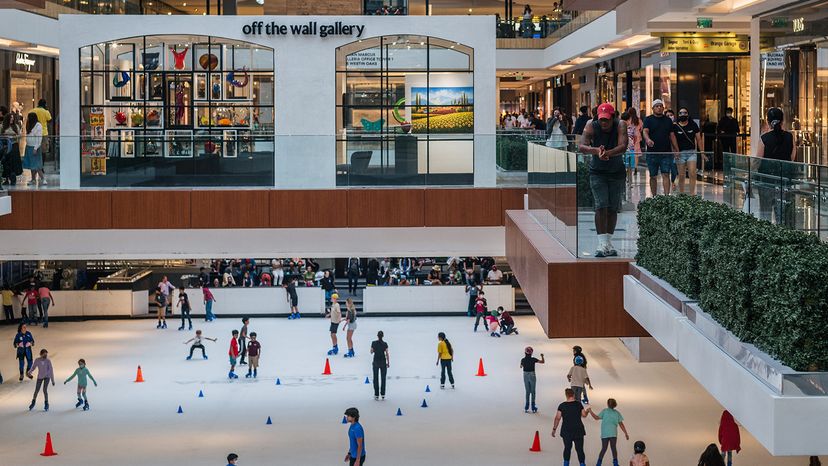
[
  {"x1": 424, "y1": 188, "x2": 502, "y2": 227},
  {"x1": 0, "y1": 192, "x2": 33, "y2": 230},
  {"x1": 270, "y1": 190, "x2": 347, "y2": 228},
  {"x1": 347, "y1": 189, "x2": 424, "y2": 227},
  {"x1": 500, "y1": 188, "x2": 526, "y2": 224},
  {"x1": 111, "y1": 191, "x2": 191, "y2": 229},
  {"x1": 32, "y1": 191, "x2": 112, "y2": 229},
  {"x1": 190, "y1": 191, "x2": 270, "y2": 229},
  {"x1": 528, "y1": 186, "x2": 577, "y2": 226}
]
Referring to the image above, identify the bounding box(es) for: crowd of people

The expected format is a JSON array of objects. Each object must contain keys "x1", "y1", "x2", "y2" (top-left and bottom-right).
[{"x1": 0, "y1": 99, "x2": 52, "y2": 187}]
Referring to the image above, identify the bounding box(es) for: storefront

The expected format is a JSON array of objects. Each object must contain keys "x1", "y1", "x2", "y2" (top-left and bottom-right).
[
  {"x1": 759, "y1": 0, "x2": 828, "y2": 165},
  {"x1": 57, "y1": 15, "x2": 495, "y2": 188}
]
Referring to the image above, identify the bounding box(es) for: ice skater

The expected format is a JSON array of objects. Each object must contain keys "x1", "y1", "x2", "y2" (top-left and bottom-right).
[
  {"x1": 343, "y1": 407, "x2": 366, "y2": 466},
  {"x1": 572, "y1": 346, "x2": 589, "y2": 403},
  {"x1": 486, "y1": 306, "x2": 501, "y2": 337},
  {"x1": 27, "y1": 349, "x2": 54, "y2": 411},
  {"x1": 154, "y1": 287, "x2": 167, "y2": 329},
  {"x1": 630, "y1": 441, "x2": 649, "y2": 466},
  {"x1": 436, "y1": 332, "x2": 454, "y2": 389},
  {"x1": 568, "y1": 355, "x2": 593, "y2": 406},
  {"x1": 238, "y1": 317, "x2": 250, "y2": 365},
  {"x1": 472, "y1": 292, "x2": 489, "y2": 332},
  {"x1": 343, "y1": 297, "x2": 357, "y2": 358},
  {"x1": 552, "y1": 388, "x2": 589, "y2": 466},
  {"x1": 245, "y1": 332, "x2": 261, "y2": 378},
  {"x1": 64, "y1": 358, "x2": 97, "y2": 411},
  {"x1": 285, "y1": 278, "x2": 300, "y2": 319},
  {"x1": 202, "y1": 285, "x2": 216, "y2": 322},
  {"x1": 369, "y1": 330, "x2": 389, "y2": 400},
  {"x1": 226, "y1": 453, "x2": 239, "y2": 465},
  {"x1": 499, "y1": 307, "x2": 519, "y2": 335},
  {"x1": 176, "y1": 286, "x2": 193, "y2": 331},
  {"x1": 228, "y1": 329, "x2": 240, "y2": 379},
  {"x1": 521, "y1": 346, "x2": 545, "y2": 413},
  {"x1": 588, "y1": 398, "x2": 629, "y2": 466},
  {"x1": 13, "y1": 323, "x2": 34, "y2": 381},
  {"x1": 184, "y1": 330, "x2": 216, "y2": 360},
  {"x1": 327, "y1": 293, "x2": 342, "y2": 355}
]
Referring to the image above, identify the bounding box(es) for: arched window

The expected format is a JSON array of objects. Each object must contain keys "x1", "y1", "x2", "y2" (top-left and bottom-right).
[
  {"x1": 79, "y1": 34, "x2": 274, "y2": 187},
  {"x1": 336, "y1": 35, "x2": 474, "y2": 186}
]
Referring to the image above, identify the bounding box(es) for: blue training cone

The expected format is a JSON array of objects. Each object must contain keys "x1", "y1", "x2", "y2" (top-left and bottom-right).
[
  {"x1": 396, "y1": 408, "x2": 403, "y2": 416},
  {"x1": 266, "y1": 416, "x2": 272, "y2": 425},
  {"x1": 198, "y1": 390, "x2": 204, "y2": 398},
  {"x1": 364, "y1": 377, "x2": 370, "y2": 384},
  {"x1": 421, "y1": 399, "x2": 428, "y2": 408},
  {"x1": 342, "y1": 415, "x2": 348, "y2": 424},
  {"x1": 177, "y1": 405, "x2": 183, "y2": 414},
  {"x1": 425, "y1": 385, "x2": 431, "y2": 393},
  {"x1": 275, "y1": 378, "x2": 281, "y2": 385}
]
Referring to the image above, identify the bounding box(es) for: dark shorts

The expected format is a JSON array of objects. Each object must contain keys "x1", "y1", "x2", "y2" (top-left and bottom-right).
[
  {"x1": 589, "y1": 173, "x2": 625, "y2": 212},
  {"x1": 646, "y1": 153, "x2": 672, "y2": 176},
  {"x1": 329, "y1": 322, "x2": 339, "y2": 333},
  {"x1": 290, "y1": 296, "x2": 298, "y2": 306},
  {"x1": 349, "y1": 455, "x2": 366, "y2": 466}
]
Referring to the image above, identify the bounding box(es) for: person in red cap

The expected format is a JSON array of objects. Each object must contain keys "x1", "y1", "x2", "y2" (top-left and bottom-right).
[
  {"x1": 520, "y1": 346, "x2": 545, "y2": 413},
  {"x1": 578, "y1": 102, "x2": 628, "y2": 257},
  {"x1": 718, "y1": 410, "x2": 740, "y2": 466}
]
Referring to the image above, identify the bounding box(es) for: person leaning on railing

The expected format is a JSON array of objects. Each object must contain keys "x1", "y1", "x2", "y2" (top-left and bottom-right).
[{"x1": 753, "y1": 107, "x2": 796, "y2": 226}]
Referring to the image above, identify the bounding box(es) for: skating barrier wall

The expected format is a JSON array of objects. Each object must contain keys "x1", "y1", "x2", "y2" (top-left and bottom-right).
[
  {"x1": 361, "y1": 285, "x2": 515, "y2": 314},
  {"x1": 25, "y1": 290, "x2": 150, "y2": 317},
  {"x1": 185, "y1": 287, "x2": 325, "y2": 316}
]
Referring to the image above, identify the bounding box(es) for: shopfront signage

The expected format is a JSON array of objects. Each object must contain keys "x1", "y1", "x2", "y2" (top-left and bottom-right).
[
  {"x1": 242, "y1": 21, "x2": 365, "y2": 38},
  {"x1": 660, "y1": 36, "x2": 748, "y2": 53},
  {"x1": 771, "y1": 17, "x2": 788, "y2": 28},
  {"x1": 696, "y1": 17, "x2": 713, "y2": 29},
  {"x1": 15, "y1": 53, "x2": 36, "y2": 71},
  {"x1": 763, "y1": 51, "x2": 785, "y2": 70},
  {"x1": 792, "y1": 17, "x2": 805, "y2": 33}
]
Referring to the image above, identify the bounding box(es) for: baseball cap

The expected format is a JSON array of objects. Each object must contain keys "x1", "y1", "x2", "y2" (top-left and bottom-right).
[
  {"x1": 652, "y1": 99, "x2": 665, "y2": 107},
  {"x1": 597, "y1": 103, "x2": 615, "y2": 120}
]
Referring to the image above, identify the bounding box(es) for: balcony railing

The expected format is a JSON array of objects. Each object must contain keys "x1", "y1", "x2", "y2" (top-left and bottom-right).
[{"x1": 496, "y1": 10, "x2": 607, "y2": 49}]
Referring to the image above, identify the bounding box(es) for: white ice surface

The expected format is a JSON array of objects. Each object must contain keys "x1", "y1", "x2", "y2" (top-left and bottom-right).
[{"x1": 0, "y1": 316, "x2": 811, "y2": 465}]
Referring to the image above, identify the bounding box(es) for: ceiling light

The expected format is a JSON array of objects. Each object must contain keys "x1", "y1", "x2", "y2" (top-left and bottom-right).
[
  {"x1": 621, "y1": 35, "x2": 653, "y2": 47},
  {"x1": 182, "y1": 2, "x2": 186, "y2": 5}
]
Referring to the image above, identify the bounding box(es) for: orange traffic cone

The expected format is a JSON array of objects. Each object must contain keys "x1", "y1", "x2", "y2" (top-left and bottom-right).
[
  {"x1": 40, "y1": 432, "x2": 58, "y2": 456},
  {"x1": 322, "y1": 358, "x2": 332, "y2": 375},
  {"x1": 529, "y1": 430, "x2": 541, "y2": 452},
  {"x1": 134, "y1": 365, "x2": 145, "y2": 383},
  {"x1": 475, "y1": 358, "x2": 487, "y2": 376}
]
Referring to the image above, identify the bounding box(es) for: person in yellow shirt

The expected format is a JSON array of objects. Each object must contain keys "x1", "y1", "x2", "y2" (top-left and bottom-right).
[
  {"x1": 436, "y1": 332, "x2": 454, "y2": 389},
  {"x1": 30, "y1": 99, "x2": 52, "y2": 166},
  {"x1": 2, "y1": 284, "x2": 15, "y2": 321}
]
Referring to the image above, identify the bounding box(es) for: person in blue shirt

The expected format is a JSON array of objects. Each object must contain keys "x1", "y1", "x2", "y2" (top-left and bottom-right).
[
  {"x1": 13, "y1": 323, "x2": 34, "y2": 381},
  {"x1": 344, "y1": 407, "x2": 366, "y2": 466}
]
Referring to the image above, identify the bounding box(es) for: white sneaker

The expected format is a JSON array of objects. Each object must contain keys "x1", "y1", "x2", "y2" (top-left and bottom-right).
[{"x1": 40, "y1": 179, "x2": 48, "y2": 185}]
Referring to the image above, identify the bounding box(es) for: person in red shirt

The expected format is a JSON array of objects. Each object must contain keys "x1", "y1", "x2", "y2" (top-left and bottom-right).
[
  {"x1": 228, "y1": 329, "x2": 240, "y2": 379},
  {"x1": 21, "y1": 286, "x2": 39, "y2": 326},
  {"x1": 718, "y1": 410, "x2": 741, "y2": 466}
]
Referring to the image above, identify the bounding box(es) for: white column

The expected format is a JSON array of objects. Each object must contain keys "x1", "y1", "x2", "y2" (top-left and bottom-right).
[{"x1": 750, "y1": 17, "x2": 761, "y2": 155}]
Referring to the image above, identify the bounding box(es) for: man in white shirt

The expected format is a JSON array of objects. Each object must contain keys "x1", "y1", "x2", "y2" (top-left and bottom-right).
[
  {"x1": 486, "y1": 265, "x2": 503, "y2": 284},
  {"x1": 158, "y1": 276, "x2": 175, "y2": 316}
]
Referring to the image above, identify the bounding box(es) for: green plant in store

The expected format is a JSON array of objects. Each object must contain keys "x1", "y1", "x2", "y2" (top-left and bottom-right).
[{"x1": 636, "y1": 195, "x2": 828, "y2": 371}]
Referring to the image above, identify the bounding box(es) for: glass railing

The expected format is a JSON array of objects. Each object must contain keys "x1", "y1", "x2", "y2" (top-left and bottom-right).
[
  {"x1": 20, "y1": 0, "x2": 186, "y2": 18},
  {"x1": 496, "y1": 10, "x2": 607, "y2": 46},
  {"x1": 723, "y1": 152, "x2": 828, "y2": 241}
]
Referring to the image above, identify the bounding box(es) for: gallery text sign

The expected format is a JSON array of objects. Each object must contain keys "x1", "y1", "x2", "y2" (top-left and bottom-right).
[
  {"x1": 242, "y1": 21, "x2": 365, "y2": 38},
  {"x1": 660, "y1": 36, "x2": 749, "y2": 53}
]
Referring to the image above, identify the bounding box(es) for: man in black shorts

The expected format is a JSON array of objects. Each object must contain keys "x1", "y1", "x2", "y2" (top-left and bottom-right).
[
  {"x1": 642, "y1": 99, "x2": 673, "y2": 196},
  {"x1": 579, "y1": 103, "x2": 628, "y2": 257}
]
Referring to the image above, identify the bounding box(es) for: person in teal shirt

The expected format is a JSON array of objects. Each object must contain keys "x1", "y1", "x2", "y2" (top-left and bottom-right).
[
  {"x1": 588, "y1": 398, "x2": 629, "y2": 466},
  {"x1": 64, "y1": 358, "x2": 97, "y2": 411}
]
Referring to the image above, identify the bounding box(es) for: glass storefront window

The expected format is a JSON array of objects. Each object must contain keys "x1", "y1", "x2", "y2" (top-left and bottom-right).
[
  {"x1": 335, "y1": 35, "x2": 474, "y2": 186},
  {"x1": 79, "y1": 35, "x2": 275, "y2": 187}
]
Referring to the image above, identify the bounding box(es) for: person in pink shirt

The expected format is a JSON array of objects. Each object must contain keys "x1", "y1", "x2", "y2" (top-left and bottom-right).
[
  {"x1": 37, "y1": 284, "x2": 55, "y2": 328},
  {"x1": 203, "y1": 285, "x2": 216, "y2": 322}
]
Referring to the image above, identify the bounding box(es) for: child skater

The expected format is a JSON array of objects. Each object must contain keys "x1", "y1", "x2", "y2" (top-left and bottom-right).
[
  {"x1": 184, "y1": 330, "x2": 216, "y2": 360},
  {"x1": 27, "y1": 349, "x2": 54, "y2": 411},
  {"x1": 228, "y1": 329, "x2": 240, "y2": 379},
  {"x1": 327, "y1": 293, "x2": 342, "y2": 355},
  {"x1": 486, "y1": 306, "x2": 501, "y2": 337},
  {"x1": 343, "y1": 297, "x2": 357, "y2": 358},
  {"x1": 245, "y1": 332, "x2": 261, "y2": 378},
  {"x1": 473, "y1": 291, "x2": 489, "y2": 333},
  {"x1": 176, "y1": 286, "x2": 193, "y2": 331},
  {"x1": 64, "y1": 358, "x2": 98, "y2": 410},
  {"x1": 155, "y1": 287, "x2": 167, "y2": 329}
]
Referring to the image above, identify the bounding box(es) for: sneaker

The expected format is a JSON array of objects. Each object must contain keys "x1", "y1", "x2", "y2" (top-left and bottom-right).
[
  {"x1": 40, "y1": 179, "x2": 48, "y2": 186},
  {"x1": 594, "y1": 249, "x2": 606, "y2": 258}
]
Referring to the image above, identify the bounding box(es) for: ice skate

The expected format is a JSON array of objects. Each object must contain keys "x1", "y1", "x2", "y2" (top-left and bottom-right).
[
  {"x1": 83, "y1": 401, "x2": 90, "y2": 411},
  {"x1": 343, "y1": 349, "x2": 355, "y2": 358},
  {"x1": 253, "y1": 369, "x2": 257, "y2": 378},
  {"x1": 44, "y1": 402, "x2": 49, "y2": 412},
  {"x1": 178, "y1": 326, "x2": 185, "y2": 331},
  {"x1": 75, "y1": 398, "x2": 84, "y2": 408},
  {"x1": 327, "y1": 345, "x2": 339, "y2": 356},
  {"x1": 532, "y1": 404, "x2": 538, "y2": 414},
  {"x1": 203, "y1": 354, "x2": 208, "y2": 360},
  {"x1": 186, "y1": 355, "x2": 192, "y2": 360},
  {"x1": 245, "y1": 371, "x2": 251, "y2": 378},
  {"x1": 28, "y1": 399, "x2": 35, "y2": 411}
]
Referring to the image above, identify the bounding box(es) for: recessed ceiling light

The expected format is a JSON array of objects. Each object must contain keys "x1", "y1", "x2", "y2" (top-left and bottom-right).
[{"x1": 182, "y1": 2, "x2": 186, "y2": 6}]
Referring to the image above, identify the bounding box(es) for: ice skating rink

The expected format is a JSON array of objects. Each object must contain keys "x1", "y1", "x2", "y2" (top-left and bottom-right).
[{"x1": 0, "y1": 316, "x2": 811, "y2": 465}]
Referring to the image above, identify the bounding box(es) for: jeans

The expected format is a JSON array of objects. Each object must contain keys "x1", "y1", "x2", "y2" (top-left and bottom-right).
[
  {"x1": 598, "y1": 437, "x2": 618, "y2": 461},
  {"x1": 39, "y1": 299, "x2": 51, "y2": 326},
  {"x1": 562, "y1": 435, "x2": 586, "y2": 463},
  {"x1": 473, "y1": 312, "x2": 489, "y2": 331},
  {"x1": 28, "y1": 304, "x2": 39, "y2": 324},
  {"x1": 502, "y1": 323, "x2": 516, "y2": 335},
  {"x1": 467, "y1": 295, "x2": 477, "y2": 316},
  {"x1": 33, "y1": 378, "x2": 50, "y2": 403},
  {"x1": 205, "y1": 300, "x2": 215, "y2": 321},
  {"x1": 347, "y1": 274, "x2": 359, "y2": 294},
  {"x1": 189, "y1": 344, "x2": 206, "y2": 358},
  {"x1": 722, "y1": 450, "x2": 733, "y2": 466},
  {"x1": 180, "y1": 308, "x2": 192, "y2": 328},
  {"x1": 372, "y1": 363, "x2": 387, "y2": 397},
  {"x1": 523, "y1": 371, "x2": 537, "y2": 408},
  {"x1": 572, "y1": 385, "x2": 586, "y2": 405},
  {"x1": 18, "y1": 347, "x2": 33, "y2": 375},
  {"x1": 440, "y1": 359, "x2": 454, "y2": 385},
  {"x1": 239, "y1": 337, "x2": 247, "y2": 363}
]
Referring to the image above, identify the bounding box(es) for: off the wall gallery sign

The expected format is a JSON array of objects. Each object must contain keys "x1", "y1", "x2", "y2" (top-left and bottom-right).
[{"x1": 242, "y1": 21, "x2": 365, "y2": 38}]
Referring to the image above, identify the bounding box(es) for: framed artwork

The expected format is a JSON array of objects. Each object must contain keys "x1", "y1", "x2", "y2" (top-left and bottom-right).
[
  {"x1": 142, "y1": 130, "x2": 164, "y2": 157},
  {"x1": 195, "y1": 73, "x2": 208, "y2": 100},
  {"x1": 167, "y1": 130, "x2": 193, "y2": 158},
  {"x1": 121, "y1": 130, "x2": 135, "y2": 158},
  {"x1": 222, "y1": 130, "x2": 237, "y2": 158}
]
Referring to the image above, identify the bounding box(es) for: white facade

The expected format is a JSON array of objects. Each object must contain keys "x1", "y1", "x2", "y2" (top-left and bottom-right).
[{"x1": 56, "y1": 14, "x2": 497, "y2": 188}]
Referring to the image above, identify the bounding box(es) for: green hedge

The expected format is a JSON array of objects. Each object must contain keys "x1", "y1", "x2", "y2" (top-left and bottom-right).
[
  {"x1": 495, "y1": 134, "x2": 529, "y2": 171},
  {"x1": 636, "y1": 195, "x2": 828, "y2": 371}
]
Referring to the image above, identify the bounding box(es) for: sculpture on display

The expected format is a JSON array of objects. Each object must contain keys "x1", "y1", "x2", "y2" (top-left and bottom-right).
[
  {"x1": 142, "y1": 52, "x2": 160, "y2": 70},
  {"x1": 169, "y1": 46, "x2": 189, "y2": 70},
  {"x1": 112, "y1": 71, "x2": 131, "y2": 88},
  {"x1": 114, "y1": 111, "x2": 127, "y2": 126},
  {"x1": 198, "y1": 53, "x2": 219, "y2": 70},
  {"x1": 226, "y1": 67, "x2": 249, "y2": 88}
]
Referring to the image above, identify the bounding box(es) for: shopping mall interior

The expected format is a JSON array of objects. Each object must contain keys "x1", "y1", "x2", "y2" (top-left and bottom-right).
[{"x1": 0, "y1": 0, "x2": 827, "y2": 465}]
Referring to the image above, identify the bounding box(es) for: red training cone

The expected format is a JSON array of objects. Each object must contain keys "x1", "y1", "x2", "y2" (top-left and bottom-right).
[
  {"x1": 134, "y1": 365, "x2": 145, "y2": 383},
  {"x1": 322, "y1": 358, "x2": 332, "y2": 375},
  {"x1": 475, "y1": 358, "x2": 487, "y2": 377},
  {"x1": 40, "y1": 432, "x2": 58, "y2": 456},
  {"x1": 529, "y1": 430, "x2": 541, "y2": 452}
]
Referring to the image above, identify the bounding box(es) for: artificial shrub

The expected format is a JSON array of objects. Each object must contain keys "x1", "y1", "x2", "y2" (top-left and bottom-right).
[
  {"x1": 495, "y1": 134, "x2": 529, "y2": 171},
  {"x1": 636, "y1": 195, "x2": 828, "y2": 371}
]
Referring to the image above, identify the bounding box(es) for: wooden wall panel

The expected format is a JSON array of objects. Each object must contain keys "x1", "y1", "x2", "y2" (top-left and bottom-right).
[
  {"x1": 500, "y1": 188, "x2": 526, "y2": 224},
  {"x1": 0, "y1": 192, "x2": 33, "y2": 230},
  {"x1": 111, "y1": 191, "x2": 191, "y2": 229},
  {"x1": 190, "y1": 191, "x2": 270, "y2": 229},
  {"x1": 347, "y1": 189, "x2": 424, "y2": 227},
  {"x1": 32, "y1": 191, "x2": 112, "y2": 229},
  {"x1": 424, "y1": 188, "x2": 502, "y2": 227},
  {"x1": 270, "y1": 190, "x2": 347, "y2": 228}
]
